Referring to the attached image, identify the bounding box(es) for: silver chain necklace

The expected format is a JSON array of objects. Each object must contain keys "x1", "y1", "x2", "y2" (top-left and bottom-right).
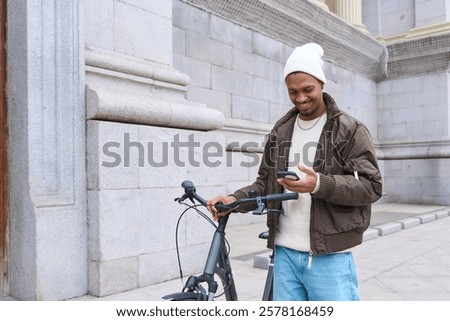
[{"x1": 297, "y1": 113, "x2": 324, "y2": 131}]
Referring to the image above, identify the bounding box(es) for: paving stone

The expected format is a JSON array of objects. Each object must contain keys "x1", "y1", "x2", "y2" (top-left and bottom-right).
[
  {"x1": 372, "y1": 222, "x2": 403, "y2": 236},
  {"x1": 253, "y1": 253, "x2": 271, "y2": 270},
  {"x1": 434, "y1": 209, "x2": 450, "y2": 219},
  {"x1": 363, "y1": 228, "x2": 380, "y2": 241},
  {"x1": 396, "y1": 217, "x2": 421, "y2": 229},
  {"x1": 415, "y1": 213, "x2": 437, "y2": 224}
]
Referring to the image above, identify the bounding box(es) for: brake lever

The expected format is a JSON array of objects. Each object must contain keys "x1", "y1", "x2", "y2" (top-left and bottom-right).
[
  {"x1": 175, "y1": 192, "x2": 194, "y2": 204},
  {"x1": 252, "y1": 196, "x2": 265, "y2": 215}
]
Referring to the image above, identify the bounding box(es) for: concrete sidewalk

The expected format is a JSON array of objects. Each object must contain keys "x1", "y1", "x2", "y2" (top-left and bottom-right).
[{"x1": 80, "y1": 203, "x2": 450, "y2": 301}]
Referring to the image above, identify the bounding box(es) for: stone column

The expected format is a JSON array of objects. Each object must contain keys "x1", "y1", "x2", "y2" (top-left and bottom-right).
[{"x1": 335, "y1": 0, "x2": 369, "y2": 34}]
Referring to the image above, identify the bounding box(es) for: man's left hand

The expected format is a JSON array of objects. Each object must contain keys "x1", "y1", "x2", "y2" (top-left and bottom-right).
[{"x1": 277, "y1": 164, "x2": 318, "y2": 194}]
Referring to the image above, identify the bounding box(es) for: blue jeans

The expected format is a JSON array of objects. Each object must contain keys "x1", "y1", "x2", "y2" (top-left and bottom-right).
[{"x1": 273, "y1": 245, "x2": 360, "y2": 301}]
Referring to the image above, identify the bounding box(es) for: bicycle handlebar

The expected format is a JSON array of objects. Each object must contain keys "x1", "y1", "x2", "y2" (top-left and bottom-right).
[{"x1": 176, "y1": 180, "x2": 299, "y2": 215}]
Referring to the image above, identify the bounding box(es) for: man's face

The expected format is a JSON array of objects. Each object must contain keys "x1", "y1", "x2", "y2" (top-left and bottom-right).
[{"x1": 286, "y1": 72, "x2": 325, "y2": 120}]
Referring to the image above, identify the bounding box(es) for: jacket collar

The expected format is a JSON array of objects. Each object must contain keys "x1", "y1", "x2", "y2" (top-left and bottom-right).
[{"x1": 323, "y1": 92, "x2": 342, "y2": 120}]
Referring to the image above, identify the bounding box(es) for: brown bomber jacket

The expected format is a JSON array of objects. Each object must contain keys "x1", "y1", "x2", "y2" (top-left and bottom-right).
[{"x1": 231, "y1": 93, "x2": 383, "y2": 254}]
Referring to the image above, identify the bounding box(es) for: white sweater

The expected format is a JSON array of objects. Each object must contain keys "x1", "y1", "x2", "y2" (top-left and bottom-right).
[{"x1": 274, "y1": 113, "x2": 327, "y2": 252}]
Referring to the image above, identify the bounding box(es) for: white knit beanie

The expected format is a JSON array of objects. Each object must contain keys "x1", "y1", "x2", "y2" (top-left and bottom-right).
[{"x1": 283, "y1": 43, "x2": 326, "y2": 84}]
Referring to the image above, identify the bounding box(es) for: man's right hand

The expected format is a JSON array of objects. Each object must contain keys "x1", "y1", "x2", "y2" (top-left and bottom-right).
[{"x1": 206, "y1": 195, "x2": 237, "y2": 221}]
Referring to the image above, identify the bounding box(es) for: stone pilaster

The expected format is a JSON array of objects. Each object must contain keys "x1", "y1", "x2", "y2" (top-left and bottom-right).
[
  {"x1": 335, "y1": 0, "x2": 369, "y2": 34},
  {"x1": 7, "y1": 0, "x2": 87, "y2": 300}
]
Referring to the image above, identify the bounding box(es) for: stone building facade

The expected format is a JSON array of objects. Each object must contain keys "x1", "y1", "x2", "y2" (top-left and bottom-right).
[{"x1": 1, "y1": 0, "x2": 449, "y2": 300}]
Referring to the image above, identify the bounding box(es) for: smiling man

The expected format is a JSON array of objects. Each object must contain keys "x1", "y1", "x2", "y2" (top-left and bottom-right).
[{"x1": 208, "y1": 43, "x2": 382, "y2": 301}]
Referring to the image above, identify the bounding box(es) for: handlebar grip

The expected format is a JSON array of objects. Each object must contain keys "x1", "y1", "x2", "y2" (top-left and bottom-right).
[
  {"x1": 214, "y1": 202, "x2": 231, "y2": 213},
  {"x1": 265, "y1": 192, "x2": 299, "y2": 202},
  {"x1": 181, "y1": 180, "x2": 195, "y2": 193}
]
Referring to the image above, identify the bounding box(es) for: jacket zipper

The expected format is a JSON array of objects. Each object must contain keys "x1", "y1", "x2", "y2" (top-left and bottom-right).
[{"x1": 353, "y1": 165, "x2": 359, "y2": 180}]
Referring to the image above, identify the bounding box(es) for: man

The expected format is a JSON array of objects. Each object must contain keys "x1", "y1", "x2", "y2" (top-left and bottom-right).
[{"x1": 207, "y1": 43, "x2": 382, "y2": 301}]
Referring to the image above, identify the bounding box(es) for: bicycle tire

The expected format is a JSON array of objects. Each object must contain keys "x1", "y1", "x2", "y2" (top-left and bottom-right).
[
  {"x1": 172, "y1": 297, "x2": 201, "y2": 301},
  {"x1": 163, "y1": 291, "x2": 207, "y2": 301}
]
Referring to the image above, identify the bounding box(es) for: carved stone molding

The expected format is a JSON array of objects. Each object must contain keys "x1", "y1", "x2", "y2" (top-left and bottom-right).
[
  {"x1": 85, "y1": 46, "x2": 225, "y2": 131},
  {"x1": 378, "y1": 138, "x2": 450, "y2": 160},
  {"x1": 387, "y1": 33, "x2": 450, "y2": 78}
]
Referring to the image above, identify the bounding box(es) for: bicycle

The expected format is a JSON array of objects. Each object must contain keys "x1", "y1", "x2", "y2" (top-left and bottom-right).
[{"x1": 163, "y1": 180, "x2": 298, "y2": 301}]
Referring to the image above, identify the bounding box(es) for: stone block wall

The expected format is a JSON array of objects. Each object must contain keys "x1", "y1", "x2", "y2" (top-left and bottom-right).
[
  {"x1": 415, "y1": 0, "x2": 448, "y2": 27},
  {"x1": 382, "y1": 158, "x2": 450, "y2": 205},
  {"x1": 377, "y1": 70, "x2": 450, "y2": 205},
  {"x1": 84, "y1": 0, "x2": 173, "y2": 64},
  {"x1": 172, "y1": 0, "x2": 291, "y2": 124},
  {"x1": 378, "y1": 73, "x2": 448, "y2": 140},
  {"x1": 363, "y1": 0, "x2": 415, "y2": 37},
  {"x1": 87, "y1": 121, "x2": 233, "y2": 296},
  {"x1": 375, "y1": 35, "x2": 450, "y2": 205}
]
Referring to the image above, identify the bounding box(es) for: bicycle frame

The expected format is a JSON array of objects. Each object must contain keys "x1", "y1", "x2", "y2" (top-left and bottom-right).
[{"x1": 259, "y1": 231, "x2": 274, "y2": 301}]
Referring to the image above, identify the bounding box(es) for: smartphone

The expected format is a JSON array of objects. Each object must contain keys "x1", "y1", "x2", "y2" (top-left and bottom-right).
[{"x1": 277, "y1": 170, "x2": 300, "y2": 181}]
